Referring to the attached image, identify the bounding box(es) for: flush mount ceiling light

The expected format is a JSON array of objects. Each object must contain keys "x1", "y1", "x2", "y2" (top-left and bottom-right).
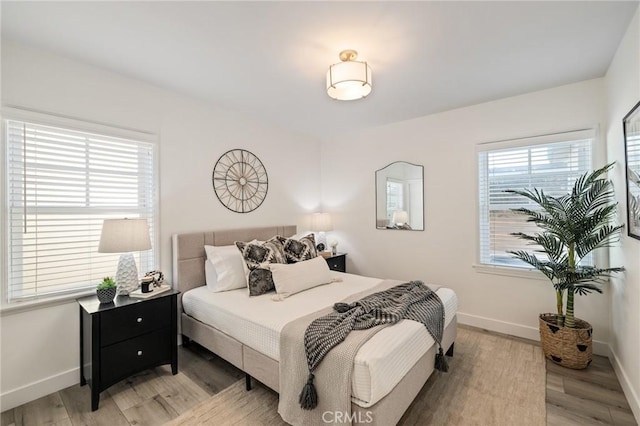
[{"x1": 326, "y1": 49, "x2": 372, "y2": 101}]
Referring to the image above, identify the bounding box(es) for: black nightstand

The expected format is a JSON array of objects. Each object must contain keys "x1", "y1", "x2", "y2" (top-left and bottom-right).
[
  {"x1": 78, "y1": 289, "x2": 179, "y2": 411},
  {"x1": 324, "y1": 252, "x2": 347, "y2": 272}
]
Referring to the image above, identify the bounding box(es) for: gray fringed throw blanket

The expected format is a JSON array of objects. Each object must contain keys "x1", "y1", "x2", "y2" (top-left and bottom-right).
[{"x1": 299, "y1": 280, "x2": 448, "y2": 410}]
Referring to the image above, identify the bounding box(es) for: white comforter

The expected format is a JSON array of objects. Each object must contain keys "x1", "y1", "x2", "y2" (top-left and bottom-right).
[{"x1": 182, "y1": 272, "x2": 457, "y2": 407}]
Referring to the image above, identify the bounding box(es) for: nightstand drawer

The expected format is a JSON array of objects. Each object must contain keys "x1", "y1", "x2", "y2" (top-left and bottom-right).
[
  {"x1": 100, "y1": 328, "x2": 171, "y2": 387},
  {"x1": 101, "y1": 297, "x2": 170, "y2": 346},
  {"x1": 326, "y1": 254, "x2": 346, "y2": 272}
]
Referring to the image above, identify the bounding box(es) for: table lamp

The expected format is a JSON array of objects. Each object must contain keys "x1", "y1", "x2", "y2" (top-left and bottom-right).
[
  {"x1": 98, "y1": 218, "x2": 151, "y2": 295},
  {"x1": 311, "y1": 212, "x2": 332, "y2": 251},
  {"x1": 392, "y1": 210, "x2": 409, "y2": 227}
]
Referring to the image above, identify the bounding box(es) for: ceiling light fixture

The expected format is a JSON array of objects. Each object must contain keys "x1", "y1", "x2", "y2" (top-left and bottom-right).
[{"x1": 326, "y1": 49, "x2": 372, "y2": 101}]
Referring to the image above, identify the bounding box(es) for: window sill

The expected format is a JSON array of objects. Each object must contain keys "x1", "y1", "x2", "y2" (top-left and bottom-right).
[
  {"x1": 472, "y1": 263, "x2": 549, "y2": 281},
  {"x1": 0, "y1": 289, "x2": 96, "y2": 317}
]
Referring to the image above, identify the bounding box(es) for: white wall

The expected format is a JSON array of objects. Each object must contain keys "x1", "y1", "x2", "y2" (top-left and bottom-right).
[
  {"x1": 321, "y1": 78, "x2": 611, "y2": 351},
  {"x1": 0, "y1": 41, "x2": 321, "y2": 410},
  {"x1": 604, "y1": 8, "x2": 640, "y2": 420}
]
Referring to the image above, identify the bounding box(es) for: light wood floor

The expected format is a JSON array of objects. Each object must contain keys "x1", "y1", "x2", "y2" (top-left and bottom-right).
[
  {"x1": 166, "y1": 326, "x2": 547, "y2": 426},
  {"x1": 546, "y1": 356, "x2": 636, "y2": 425},
  {"x1": 1, "y1": 327, "x2": 637, "y2": 426}
]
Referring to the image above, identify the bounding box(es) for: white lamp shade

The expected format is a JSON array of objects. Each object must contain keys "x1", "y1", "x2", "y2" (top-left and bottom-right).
[
  {"x1": 98, "y1": 219, "x2": 152, "y2": 253},
  {"x1": 326, "y1": 60, "x2": 372, "y2": 101},
  {"x1": 311, "y1": 213, "x2": 333, "y2": 232},
  {"x1": 393, "y1": 210, "x2": 409, "y2": 224}
]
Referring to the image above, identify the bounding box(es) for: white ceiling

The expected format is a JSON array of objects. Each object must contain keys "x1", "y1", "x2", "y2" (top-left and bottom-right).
[{"x1": 2, "y1": 1, "x2": 638, "y2": 138}]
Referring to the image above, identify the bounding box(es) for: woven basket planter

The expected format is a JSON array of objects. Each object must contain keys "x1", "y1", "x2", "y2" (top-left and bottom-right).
[{"x1": 539, "y1": 313, "x2": 592, "y2": 369}]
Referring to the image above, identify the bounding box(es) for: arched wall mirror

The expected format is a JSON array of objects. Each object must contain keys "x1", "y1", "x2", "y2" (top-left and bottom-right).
[{"x1": 375, "y1": 161, "x2": 424, "y2": 231}]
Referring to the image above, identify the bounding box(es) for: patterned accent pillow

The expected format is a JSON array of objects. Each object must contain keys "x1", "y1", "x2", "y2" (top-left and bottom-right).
[
  {"x1": 246, "y1": 268, "x2": 274, "y2": 296},
  {"x1": 277, "y1": 234, "x2": 318, "y2": 263},
  {"x1": 235, "y1": 238, "x2": 286, "y2": 296}
]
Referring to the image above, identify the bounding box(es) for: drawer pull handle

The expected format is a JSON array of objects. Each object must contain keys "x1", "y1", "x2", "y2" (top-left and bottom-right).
[
  {"x1": 137, "y1": 317, "x2": 143, "y2": 323},
  {"x1": 137, "y1": 350, "x2": 143, "y2": 356}
]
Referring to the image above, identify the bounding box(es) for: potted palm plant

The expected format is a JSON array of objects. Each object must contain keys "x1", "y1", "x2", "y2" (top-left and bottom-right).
[{"x1": 506, "y1": 163, "x2": 624, "y2": 369}]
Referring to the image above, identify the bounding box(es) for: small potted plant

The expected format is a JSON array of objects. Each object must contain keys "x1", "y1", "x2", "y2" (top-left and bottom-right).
[
  {"x1": 507, "y1": 163, "x2": 624, "y2": 369},
  {"x1": 96, "y1": 277, "x2": 117, "y2": 304}
]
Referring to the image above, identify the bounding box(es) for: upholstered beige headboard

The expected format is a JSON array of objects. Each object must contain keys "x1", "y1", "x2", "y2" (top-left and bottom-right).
[{"x1": 172, "y1": 225, "x2": 297, "y2": 296}]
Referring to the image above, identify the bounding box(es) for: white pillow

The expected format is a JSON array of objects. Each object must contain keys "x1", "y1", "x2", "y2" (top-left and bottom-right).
[
  {"x1": 204, "y1": 245, "x2": 247, "y2": 292},
  {"x1": 270, "y1": 256, "x2": 333, "y2": 299},
  {"x1": 204, "y1": 257, "x2": 219, "y2": 289}
]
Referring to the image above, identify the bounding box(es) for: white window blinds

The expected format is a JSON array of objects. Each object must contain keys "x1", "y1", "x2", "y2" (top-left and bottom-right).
[
  {"x1": 478, "y1": 129, "x2": 593, "y2": 268},
  {"x1": 5, "y1": 118, "x2": 157, "y2": 302}
]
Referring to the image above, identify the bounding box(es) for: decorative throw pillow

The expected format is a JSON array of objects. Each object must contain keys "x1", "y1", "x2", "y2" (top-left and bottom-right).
[
  {"x1": 270, "y1": 256, "x2": 333, "y2": 299},
  {"x1": 204, "y1": 245, "x2": 247, "y2": 292},
  {"x1": 235, "y1": 237, "x2": 287, "y2": 296},
  {"x1": 247, "y1": 267, "x2": 274, "y2": 296},
  {"x1": 277, "y1": 234, "x2": 318, "y2": 263}
]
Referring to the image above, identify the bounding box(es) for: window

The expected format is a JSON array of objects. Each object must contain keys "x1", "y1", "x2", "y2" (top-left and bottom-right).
[
  {"x1": 386, "y1": 179, "x2": 404, "y2": 222},
  {"x1": 478, "y1": 129, "x2": 593, "y2": 269},
  {"x1": 4, "y1": 117, "x2": 157, "y2": 302}
]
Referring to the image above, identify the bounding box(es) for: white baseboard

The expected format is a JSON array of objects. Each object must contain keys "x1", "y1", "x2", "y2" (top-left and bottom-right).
[
  {"x1": 0, "y1": 367, "x2": 79, "y2": 412},
  {"x1": 609, "y1": 345, "x2": 640, "y2": 423},
  {"x1": 1, "y1": 317, "x2": 632, "y2": 420},
  {"x1": 457, "y1": 312, "x2": 610, "y2": 356}
]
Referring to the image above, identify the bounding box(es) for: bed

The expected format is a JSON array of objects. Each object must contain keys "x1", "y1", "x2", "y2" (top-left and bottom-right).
[{"x1": 172, "y1": 225, "x2": 457, "y2": 425}]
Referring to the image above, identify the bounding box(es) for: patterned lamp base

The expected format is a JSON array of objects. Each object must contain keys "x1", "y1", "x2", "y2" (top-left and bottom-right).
[{"x1": 116, "y1": 253, "x2": 139, "y2": 295}]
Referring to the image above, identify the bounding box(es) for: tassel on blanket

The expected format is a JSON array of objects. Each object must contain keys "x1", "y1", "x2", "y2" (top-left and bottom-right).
[
  {"x1": 435, "y1": 347, "x2": 449, "y2": 372},
  {"x1": 299, "y1": 372, "x2": 318, "y2": 410},
  {"x1": 333, "y1": 302, "x2": 352, "y2": 313}
]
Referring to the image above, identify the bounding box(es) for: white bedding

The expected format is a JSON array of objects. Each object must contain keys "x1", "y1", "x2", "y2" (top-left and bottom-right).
[{"x1": 182, "y1": 272, "x2": 457, "y2": 407}]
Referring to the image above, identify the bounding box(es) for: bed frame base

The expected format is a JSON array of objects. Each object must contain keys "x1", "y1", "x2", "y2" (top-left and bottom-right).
[
  {"x1": 240, "y1": 343, "x2": 455, "y2": 395},
  {"x1": 181, "y1": 312, "x2": 456, "y2": 425}
]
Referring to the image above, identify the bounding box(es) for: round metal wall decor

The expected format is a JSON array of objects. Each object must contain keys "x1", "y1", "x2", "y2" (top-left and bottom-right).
[{"x1": 212, "y1": 149, "x2": 268, "y2": 213}]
